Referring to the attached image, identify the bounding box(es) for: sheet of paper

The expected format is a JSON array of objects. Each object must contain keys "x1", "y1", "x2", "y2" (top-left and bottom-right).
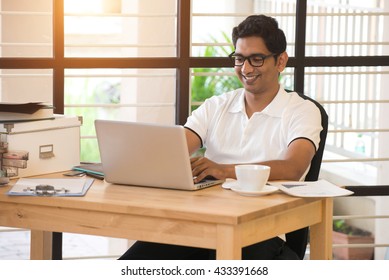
[
  {"x1": 7, "y1": 178, "x2": 94, "y2": 196},
  {"x1": 0, "y1": 102, "x2": 52, "y2": 114},
  {"x1": 271, "y1": 179, "x2": 354, "y2": 197}
]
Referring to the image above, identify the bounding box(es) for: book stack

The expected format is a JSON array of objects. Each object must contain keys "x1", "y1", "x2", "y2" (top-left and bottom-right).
[{"x1": 0, "y1": 102, "x2": 54, "y2": 123}]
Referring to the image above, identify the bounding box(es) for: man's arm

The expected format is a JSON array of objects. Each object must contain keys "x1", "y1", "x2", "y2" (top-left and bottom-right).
[
  {"x1": 185, "y1": 128, "x2": 202, "y2": 155},
  {"x1": 190, "y1": 138, "x2": 316, "y2": 183},
  {"x1": 260, "y1": 138, "x2": 316, "y2": 181}
]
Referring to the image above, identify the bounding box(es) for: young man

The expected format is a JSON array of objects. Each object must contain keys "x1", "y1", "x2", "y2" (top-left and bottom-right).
[{"x1": 119, "y1": 14, "x2": 322, "y2": 260}]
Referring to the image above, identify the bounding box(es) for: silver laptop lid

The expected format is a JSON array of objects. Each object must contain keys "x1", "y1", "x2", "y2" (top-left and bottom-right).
[{"x1": 95, "y1": 120, "x2": 220, "y2": 190}]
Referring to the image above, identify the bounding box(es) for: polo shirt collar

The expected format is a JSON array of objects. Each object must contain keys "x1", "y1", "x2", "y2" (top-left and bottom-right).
[
  {"x1": 261, "y1": 86, "x2": 288, "y2": 117},
  {"x1": 229, "y1": 86, "x2": 289, "y2": 117},
  {"x1": 229, "y1": 88, "x2": 246, "y2": 113}
]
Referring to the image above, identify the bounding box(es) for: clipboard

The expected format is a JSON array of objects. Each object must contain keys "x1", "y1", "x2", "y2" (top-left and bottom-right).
[{"x1": 7, "y1": 178, "x2": 94, "y2": 197}]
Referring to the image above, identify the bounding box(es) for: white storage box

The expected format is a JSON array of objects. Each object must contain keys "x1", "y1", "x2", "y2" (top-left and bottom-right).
[{"x1": 0, "y1": 115, "x2": 81, "y2": 178}]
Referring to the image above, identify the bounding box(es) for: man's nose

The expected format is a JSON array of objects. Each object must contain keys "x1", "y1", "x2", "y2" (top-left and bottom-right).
[{"x1": 241, "y1": 58, "x2": 254, "y2": 72}]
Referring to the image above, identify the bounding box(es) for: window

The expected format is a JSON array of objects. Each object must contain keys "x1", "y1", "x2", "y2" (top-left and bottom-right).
[
  {"x1": 62, "y1": 0, "x2": 178, "y2": 162},
  {"x1": 0, "y1": 0, "x2": 53, "y2": 58},
  {"x1": 0, "y1": 0, "x2": 53, "y2": 103},
  {"x1": 64, "y1": 0, "x2": 177, "y2": 58},
  {"x1": 65, "y1": 68, "x2": 176, "y2": 161}
]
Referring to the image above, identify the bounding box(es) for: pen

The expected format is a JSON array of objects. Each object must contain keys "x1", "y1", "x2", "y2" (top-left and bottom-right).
[{"x1": 282, "y1": 183, "x2": 307, "y2": 189}]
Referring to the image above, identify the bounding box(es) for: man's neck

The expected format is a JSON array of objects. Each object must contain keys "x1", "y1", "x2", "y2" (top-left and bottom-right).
[{"x1": 244, "y1": 85, "x2": 280, "y2": 118}]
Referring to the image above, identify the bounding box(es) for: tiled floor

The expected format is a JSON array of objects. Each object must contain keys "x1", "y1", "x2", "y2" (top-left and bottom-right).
[{"x1": 0, "y1": 229, "x2": 128, "y2": 260}]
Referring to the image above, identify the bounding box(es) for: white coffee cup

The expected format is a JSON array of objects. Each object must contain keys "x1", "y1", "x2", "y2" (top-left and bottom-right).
[{"x1": 235, "y1": 164, "x2": 271, "y2": 191}]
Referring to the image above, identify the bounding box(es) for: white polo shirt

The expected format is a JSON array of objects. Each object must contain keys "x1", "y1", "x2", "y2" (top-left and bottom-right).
[{"x1": 185, "y1": 86, "x2": 322, "y2": 176}]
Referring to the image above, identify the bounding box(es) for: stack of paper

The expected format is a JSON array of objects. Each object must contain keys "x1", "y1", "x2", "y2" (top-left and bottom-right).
[
  {"x1": 7, "y1": 178, "x2": 94, "y2": 197},
  {"x1": 0, "y1": 102, "x2": 54, "y2": 123}
]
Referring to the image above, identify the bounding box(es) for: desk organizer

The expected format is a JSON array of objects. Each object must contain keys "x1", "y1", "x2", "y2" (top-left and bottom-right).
[{"x1": 0, "y1": 115, "x2": 81, "y2": 178}]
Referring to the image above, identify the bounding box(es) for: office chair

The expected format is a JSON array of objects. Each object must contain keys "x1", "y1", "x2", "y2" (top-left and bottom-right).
[{"x1": 284, "y1": 91, "x2": 329, "y2": 259}]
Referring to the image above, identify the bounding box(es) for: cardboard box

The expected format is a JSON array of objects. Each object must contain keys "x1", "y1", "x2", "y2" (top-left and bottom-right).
[{"x1": 0, "y1": 115, "x2": 81, "y2": 178}]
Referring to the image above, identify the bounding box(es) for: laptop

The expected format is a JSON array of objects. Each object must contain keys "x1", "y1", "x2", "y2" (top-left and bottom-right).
[{"x1": 95, "y1": 119, "x2": 223, "y2": 190}]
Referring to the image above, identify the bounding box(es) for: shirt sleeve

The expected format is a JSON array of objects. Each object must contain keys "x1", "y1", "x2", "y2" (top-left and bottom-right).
[
  {"x1": 184, "y1": 97, "x2": 215, "y2": 146},
  {"x1": 286, "y1": 98, "x2": 322, "y2": 152}
]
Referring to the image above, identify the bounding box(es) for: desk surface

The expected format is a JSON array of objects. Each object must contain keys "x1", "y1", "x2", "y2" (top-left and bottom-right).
[{"x1": 0, "y1": 173, "x2": 333, "y2": 259}]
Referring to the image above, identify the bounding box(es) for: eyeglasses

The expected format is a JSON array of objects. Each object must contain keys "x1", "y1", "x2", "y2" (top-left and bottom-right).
[{"x1": 228, "y1": 52, "x2": 276, "y2": 67}]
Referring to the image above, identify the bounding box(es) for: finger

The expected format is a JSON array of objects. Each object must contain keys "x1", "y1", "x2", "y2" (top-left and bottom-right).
[
  {"x1": 194, "y1": 170, "x2": 208, "y2": 183},
  {"x1": 191, "y1": 158, "x2": 209, "y2": 177},
  {"x1": 190, "y1": 157, "x2": 205, "y2": 170},
  {"x1": 192, "y1": 163, "x2": 206, "y2": 177},
  {"x1": 190, "y1": 156, "x2": 202, "y2": 165}
]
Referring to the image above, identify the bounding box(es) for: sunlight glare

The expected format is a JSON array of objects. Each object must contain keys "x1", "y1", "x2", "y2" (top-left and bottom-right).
[{"x1": 64, "y1": 0, "x2": 103, "y2": 13}]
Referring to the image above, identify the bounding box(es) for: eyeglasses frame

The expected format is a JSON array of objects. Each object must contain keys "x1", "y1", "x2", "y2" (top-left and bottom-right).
[{"x1": 228, "y1": 51, "x2": 277, "y2": 67}]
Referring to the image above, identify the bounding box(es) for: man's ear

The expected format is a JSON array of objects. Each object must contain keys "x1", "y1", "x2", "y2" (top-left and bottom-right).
[{"x1": 277, "y1": 52, "x2": 289, "y2": 72}]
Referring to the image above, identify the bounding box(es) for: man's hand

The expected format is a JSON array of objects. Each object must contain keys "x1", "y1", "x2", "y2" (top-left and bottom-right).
[{"x1": 190, "y1": 156, "x2": 234, "y2": 183}]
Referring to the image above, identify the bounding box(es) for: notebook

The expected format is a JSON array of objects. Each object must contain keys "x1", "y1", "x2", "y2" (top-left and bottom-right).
[
  {"x1": 72, "y1": 163, "x2": 105, "y2": 180},
  {"x1": 95, "y1": 120, "x2": 223, "y2": 190}
]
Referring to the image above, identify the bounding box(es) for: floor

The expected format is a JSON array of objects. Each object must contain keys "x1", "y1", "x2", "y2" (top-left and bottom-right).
[
  {"x1": 0, "y1": 228, "x2": 128, "y2": 260},
  {"x1": 3, "y1": 229, "x2": 389, "y2": 260},
  {"x1": 2, "y1": 229, "x2": 312, "y2": 260}
]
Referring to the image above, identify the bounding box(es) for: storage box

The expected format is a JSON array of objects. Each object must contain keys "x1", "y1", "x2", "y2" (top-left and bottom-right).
[{"x1": 0, "y1": 115, "x2": 81, "y2": 178}]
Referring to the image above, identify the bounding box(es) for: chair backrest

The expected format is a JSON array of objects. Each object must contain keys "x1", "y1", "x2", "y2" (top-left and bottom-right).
[
  {"x1": 297, "y1": 92, "x2": 328, "y2": 182},
  {"x1": 284, "y1": 91, "x2": 329, "y2": 259}
]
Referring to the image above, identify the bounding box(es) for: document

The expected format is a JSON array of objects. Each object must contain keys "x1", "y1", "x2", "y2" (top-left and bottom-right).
[
  {"x1": 271, "y1": 179, "x2": 354, "y2": 197},
  {"x1": 7, "y1": 178, "x2": 94, "y2": 196},
  {"x1": 0, "y1": 102, "x2": 54, "y2": 123}
]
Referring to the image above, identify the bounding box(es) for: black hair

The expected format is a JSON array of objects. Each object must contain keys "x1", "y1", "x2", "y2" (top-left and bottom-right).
[{"x1": 232, "y1": 15, "x2": 287, "y2": 54}]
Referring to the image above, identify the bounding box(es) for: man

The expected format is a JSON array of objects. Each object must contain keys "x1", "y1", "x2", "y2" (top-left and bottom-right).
[{"x1": 119, "y1": 14, "x2": 322, "y2": 260}]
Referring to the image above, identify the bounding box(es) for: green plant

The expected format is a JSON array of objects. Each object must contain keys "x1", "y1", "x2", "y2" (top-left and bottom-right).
[
  {"x1": 333, "y1": 219, "x2": 372, "y2": 237},
  {"x1": 191, "y1": 32, "x2": 242, "y2": 111},
  {"x1": 65, "y1": 77, "x2": 121, "y2": 162}
]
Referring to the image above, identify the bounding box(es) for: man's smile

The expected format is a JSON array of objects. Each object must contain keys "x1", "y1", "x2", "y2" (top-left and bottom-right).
[{"x1": 242, "y1": 74, "x2": 261, "y2": 84}]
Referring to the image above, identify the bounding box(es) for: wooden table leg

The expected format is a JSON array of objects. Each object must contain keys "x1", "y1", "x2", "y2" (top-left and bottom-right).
[
  {"x1": 30, "y1": 230, "x2": 53, "y2": 260},
  {"x1": 216, "y1": 224, "x2": 241, "y2": 260},
  {"x1": 310, "y1": 198, "x2": 333, "y2": 260}
]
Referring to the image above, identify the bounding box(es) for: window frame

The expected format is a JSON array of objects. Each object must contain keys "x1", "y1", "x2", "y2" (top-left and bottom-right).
[{"x1": 1, "y1": 0, "x2": 388, "y2": 123}]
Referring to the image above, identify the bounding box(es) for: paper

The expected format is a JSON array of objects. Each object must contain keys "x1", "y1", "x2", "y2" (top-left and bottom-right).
[
  {"x1": 0, "y1": 102, "x2": 52, "y2": 114},
  {"x1": 271, "y1": 179, "x2": 354, "y2": 197},
  {"x1": 7, "y1": 178, "x2": 94, "y2": 197},
  {"x1": 0, "y1": 102, "x2": 54, "y2": 122}
]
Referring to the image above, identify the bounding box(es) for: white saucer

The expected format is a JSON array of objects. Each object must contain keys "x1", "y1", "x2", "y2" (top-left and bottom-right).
[
  {"x1": 222, "y1": 179, "x2": 237, "y2": 189},
  {"x1": 230, "y1": 185, "x2": 279, "y2": 197}
]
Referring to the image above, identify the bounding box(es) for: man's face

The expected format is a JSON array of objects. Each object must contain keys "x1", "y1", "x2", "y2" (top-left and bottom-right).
[{"x1": 234, "y1": 36, "x2": 284, "y2": 95}]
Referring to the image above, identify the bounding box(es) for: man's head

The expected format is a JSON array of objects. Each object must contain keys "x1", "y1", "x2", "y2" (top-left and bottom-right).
[
  {"x1": 232, "y1": 14, "x2": 287, "y2": 54},
  {"x1": 230, "y1": 15, "x2": 288, "y2": 96}
]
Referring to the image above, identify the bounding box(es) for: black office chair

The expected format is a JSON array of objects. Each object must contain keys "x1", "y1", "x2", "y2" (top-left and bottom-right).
[{"x1": 284, "y1": 91, "x2": 329, "y2": 259}]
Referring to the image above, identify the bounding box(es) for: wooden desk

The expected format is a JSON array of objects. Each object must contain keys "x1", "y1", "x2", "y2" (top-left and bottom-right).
[{"x1": 0, "y1": 174, "x2": 333, "y2": 260}]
